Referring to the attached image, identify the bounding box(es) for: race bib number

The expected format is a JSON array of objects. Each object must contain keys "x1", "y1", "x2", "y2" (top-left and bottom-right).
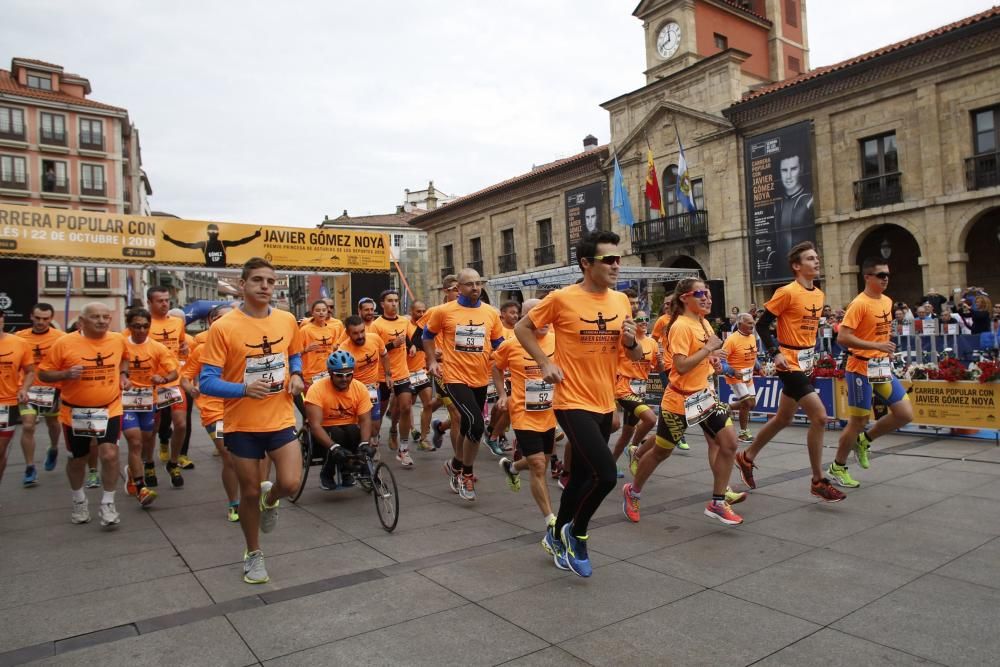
[
  {"x1": 155, "y1": 385, "x2": 184, "y2": 410},
  {"x1": 215, "y1": 421, "x2": 224, "y2": 439},
  {"x1": 311, "y1": 371, "x2": 329, "y2": 383},
  {"x1": 628, "y1": 378, "x2": 646, "y2": 397},
  {"x1": 684, "y1": 388, "x2": 717, "y2": 426},
  {"x1": 71, "y1": 407, "x2": 109, "y2": 437},
  {"x1": 739, "y1": 367, "x2": 753, "y2": 383},
  {"x1": 122, "y1": 387, "x2": 155, "y2": 412},
  {"x1": 486, "y1": 380, "x2": 498, "y2": 401},
  {"x1": 455, "y1": 325, "x2": 485, "y2": 353},
  {"x1": 796, "y1": 349, "x2": 815, "y2": 373},
  {"x1": 366, "y1": 383, "x2": 379, "y2": 404},
  {"x1": 27, "y1": 386, "x2": 58, "y2": 410},
  {"x1": 244, "y1": 354, "x2": 286, "y2": 394},
  {"x1": 525, "y1": 379, "x2": 553, "y2": 411},
  {"x1": 0, "y1": 405, "x2": 12, "y2": 428},
  {"x1": 409, "y1": 369, "x2": 429, "y2": 386},
  {"x1": 866, "y1": 357, "x2": 892, "y2": 384}
]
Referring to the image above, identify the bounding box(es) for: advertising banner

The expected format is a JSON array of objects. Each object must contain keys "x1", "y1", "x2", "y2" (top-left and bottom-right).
[
  {"x1": 565, "y1": 182, "x2": 605, "y2": 266},
  {"x1": 0, "y1": 204, "x2": 389, "y2": 272},
  {"x1": 744, "y1": 121, "x2": 816, "y2": 285},
  {"x1": 718, "y1": 376, "x2": 836, "y2": 417},
  {"x1": 835, "y1": 379, "x2": 999, "y2": 430}
]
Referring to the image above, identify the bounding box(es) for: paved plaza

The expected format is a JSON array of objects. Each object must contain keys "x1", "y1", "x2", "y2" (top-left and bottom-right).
[{"x1": 2, "y1": 414, "x2": 1000, "y2": 666}]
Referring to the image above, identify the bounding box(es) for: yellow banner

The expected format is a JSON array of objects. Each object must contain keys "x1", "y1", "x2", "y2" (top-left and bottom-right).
[
  {"x1": 835, "y1": 378, "x2": 999, "y2": 430},
  {"x1": 0, "y1": 204, "x2": 389, "y2": 272}
]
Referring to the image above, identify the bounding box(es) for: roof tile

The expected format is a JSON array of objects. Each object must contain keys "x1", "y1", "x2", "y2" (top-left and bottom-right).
[{"x1": 0, "y1": 69, "x2": 126, "y2": 112}]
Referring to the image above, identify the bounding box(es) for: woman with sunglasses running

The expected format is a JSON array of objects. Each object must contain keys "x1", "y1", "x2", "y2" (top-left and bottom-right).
[{"x1": 622, "y1": 278, "x2": 746, "y2": 526}]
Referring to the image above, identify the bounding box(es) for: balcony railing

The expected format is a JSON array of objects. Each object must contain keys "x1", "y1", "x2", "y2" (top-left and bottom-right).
[
  {"x1": 966, "y1": 152, "x2": 1000, "y2": 190},
  {"x1": 0, "y1": 175, "x2": 28, "y2": 190},
  {"x1": 80, "y1": 182, "x2": 107, "y2": 197},
  {"x1": 534, "y1": 244, "x2": 555, "y2": 266},
  {"x1": 630, "y1": 210, "x2": 709, "y2": 252},
  {"x1": 853, "y1": 172, "x2": 902, "y2": 210},
  {"x1": 498, "y1": 252, "x2": 517, "y2": 273},
  {"x1": 440, "y1": 266, "x2": 454, "y2": 281},
  {"x1": 42, "y1": 175, "x2": 68, "y2": 193},
  {"x1": 467, "y1": 259, "x2": 483, "y2": 275},
  {"x1": 79, "y1": 134, "x2": 104, "y2": 151},
  {"x1": 39, "y1": 130, "x2": 67, "y2": 146},
  {"x1": 0, "y1": 125, "x2": 25, "y2": 141}
]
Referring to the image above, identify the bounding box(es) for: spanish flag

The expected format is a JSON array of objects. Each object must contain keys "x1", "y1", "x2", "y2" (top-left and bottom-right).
[{"x1": 644, "y1": 149, "x2": 665, "y2": 217}]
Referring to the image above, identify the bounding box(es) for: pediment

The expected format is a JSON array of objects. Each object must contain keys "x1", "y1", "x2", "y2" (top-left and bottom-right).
[{"x1": 609, "y1": 100, "x2": 732, "y2": 165}]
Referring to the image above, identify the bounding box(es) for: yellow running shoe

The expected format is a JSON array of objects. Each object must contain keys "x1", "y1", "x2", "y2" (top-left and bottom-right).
[
  {"x1": 177, "y1": 455, "x2": 195, "y2": 470},
  {"x1": 158, "y1": 443, "x2": 169, "y2": 462}
]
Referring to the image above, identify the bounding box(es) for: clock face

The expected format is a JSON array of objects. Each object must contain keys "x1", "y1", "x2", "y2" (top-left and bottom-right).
[{"x1": 656, "y1": 22, "x2": 681, "y2": 59}]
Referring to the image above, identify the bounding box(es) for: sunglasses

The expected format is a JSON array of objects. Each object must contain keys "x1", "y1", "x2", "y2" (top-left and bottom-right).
[
  {"x1": 129, "y1": 323, "x2": 150, "y2": 329},
  {"x1": 866, "y1": 272, "x2": 891, "y2": 280},
  {"x1": 331, "y1": 371, "x2": 354, "y2": 379},
  {"x1": 587, "y1": 255, "x2": 621, "y2": 266},
  {"x1": 683, "y1": 290, "x2": 712, "y2": 299},
  {"x1": 443, "y1": 286, "x2": 459, "y2": 292},
  {"x1": 634, "y1": 317, "x2": 649, "y2": 323}
]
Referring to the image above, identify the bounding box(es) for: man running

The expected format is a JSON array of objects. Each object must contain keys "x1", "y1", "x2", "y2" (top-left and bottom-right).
[
  {"x1": 199, "y1": 257, "x2": 304, "y2": 584},
  {"x1": 721, "y1": 312, "x2": 759, "y2": 443},
  {"x1": 297, "y1": 299, "x2": 343, "y2": 419},
  {"x1": 485, "y1": 301, "x2": 520, "y2": 455},
  {"x1": 38, "y1": 303, "x2": 131, "y2": 527},
  {"x1": 146, "y1": 287, "x2": 189, "y2": 483},
  {"x1": 424, "y1": 268, "x2": 505, "y2": 501},
  {"x1": 357, "y1": 297, "x2": 377, "y2": 331},
  {"x1": 734, "y1": 241, "x2": 845, "y2": 502},
  {"x1": 0, "y1": 312, "x2": 34, "y2": 491},
  {"x1": 414, "y1": 276, "x2": 461, "y2": 452},
  {"x1": 515, "y1": 231, "x2": 640, "y2": 577},
  {"x1": 610, "y1": 310, "x2": 659, "y2": 474},
  {"x1": 15, "y1": 302, "x2": 64, "y2": 484},
  {"x1": 370, "y1": 290, "x2": 415, "y2": 468},
  {"x1": 405, "y1": 300, "x2": 434, "y2": 451},
  {"x1": 339, "y1": 315, "x2": 391, "y2": 448},
  {"x1": 828, "y1": 257, "x2": 913, "y2": 488}
]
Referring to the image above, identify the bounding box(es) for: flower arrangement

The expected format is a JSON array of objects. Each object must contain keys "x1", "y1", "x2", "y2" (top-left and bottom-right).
[
  {"x1": 811, "y1": 353, "x2": 844, "y2": 379},
  {"x1": 927, "y1": 357, "x2": 974, "y2": 382},
  {"x1": 973, "y1": 359, "x2": 1000, "y2": 383}
]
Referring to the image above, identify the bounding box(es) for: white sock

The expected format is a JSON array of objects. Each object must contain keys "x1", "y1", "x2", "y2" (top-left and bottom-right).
[
  {"x1": 72, "y1": 488, "x2": 86, "y2": 503},
  {"x1": 102, "y1": 490, "x2": 115, "y2": 504},
  {"x1": 544, "y1": 513, "x2": 556, "y2": 526}
]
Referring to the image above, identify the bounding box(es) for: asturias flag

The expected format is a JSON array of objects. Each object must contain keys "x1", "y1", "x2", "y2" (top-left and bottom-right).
[
  {"x1": 644, "y1": 149, "x2": 665, "y2": 217},
  {"x1": 676, "y1": 130, "x2": 697, "y2": 213},
  {"x1": 612, "y1": 156, "x2": 635, "y2": 227}
]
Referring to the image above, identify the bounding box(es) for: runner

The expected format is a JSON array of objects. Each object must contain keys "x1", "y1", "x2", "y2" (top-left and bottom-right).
[
  {"x1": 199, "y1": 257, "x2": 305, "y2": 584},
  {"x1": 734, "y1": 241, "x2": 845, "y2": 502},
  {"x1": 339, "y1": 315, "x2": 391, "y2": 446},
  {"x1": 721, "y1": 312, "x2": 759, "y2": 443},
  {"x1": 38, "y1": 303, "x2": 131, "y2": 527},
  {"x1": 0, "y1": 312, "x2": 34, "y2": 492},
  {"x1": 146, "y1": 287, "x2": 189, "y2": 480},
  {"x1": 121, "y1": 308, "x2": 177, "y2": 507},
  {"x1": 610, "y1": 310, "x2": 659, "y2": 475},
  {"x1": 15, "y1": 302, "x2": 64, "y2": 484},
  {"x1": 171, "y1": 307, "x2": 198, "y2": 472},
  {"x1": 405, "y1": 300, "x2": 434, "y2": 451},
  {"x1": 622, "y1": 279, "x2": 746, "y2": 526},
  {"x1": 181, "y1": 304, "x2": 241, "y2": 520},
  {"x1": 650, "y1": 296, "x2": 688, "y2": 451},
  {"x1": 414, "y1": 276, "x2": 461, "y2": 455},
  {"x1": 304, "y1": 350, "x2": 373, "y2": 490},
  {"x1": 424, "y1": 267, "x2": 505, "y2": 501},
  {"x1": 515, "y1": 231, "x2": 639, "y2": 577},
  {"x1": 370, "y1": 289, "x2": 415, "y2": 468},
  {"x1": 297, "y1": 299, "x2": 343, "y2": 418},
  {"x1": 357, "y1": 297, "x2": 377, "y2": 331},
  {"x1": 828, "y1": 257, "x2": 913, "y2": 487},
  {"x1": 492, "y1": 299, "x2": 558, "y2": 546},
  {"x1": 485, "y1": 300, "x2": 520, "y2": 456}
]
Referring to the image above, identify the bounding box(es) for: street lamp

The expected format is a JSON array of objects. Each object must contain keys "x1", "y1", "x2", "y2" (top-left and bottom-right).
[{"x1": 880, "y1": 237, "x2": 892, "y2": 259}]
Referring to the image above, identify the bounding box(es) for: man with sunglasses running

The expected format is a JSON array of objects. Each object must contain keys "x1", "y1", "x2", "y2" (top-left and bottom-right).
[{"x1": 827, "y1": 258, "x2": 912, "y2": 488}]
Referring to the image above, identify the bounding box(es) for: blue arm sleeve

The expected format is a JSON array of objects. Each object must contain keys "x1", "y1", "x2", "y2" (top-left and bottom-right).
[
  {"x1": 289, "y1": 353, "x2": 302, "y2": 374},
  {"x1": 199, "y1": 364, "x2": 246, "y2": 399},
  {"x1": 490, "y1": 337, "x2": 505, "y2": 350},
  {"x1": 720, "y1": 360, "x2": 735, "y2": 377},
  {"x1": 422, "y1": 328, "x2": 437, "y2": 340}
]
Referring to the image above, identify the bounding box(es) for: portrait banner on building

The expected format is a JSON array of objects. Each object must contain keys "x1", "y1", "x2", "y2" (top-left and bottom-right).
[
  {"x1": 0, "y1": 258, "x2": 38, "y2": 330},
  {"x1": 565, "y1": 182, "x2": 605, "y2": 266},
  {"x1": 743, "y1": 121, "x2": 816, "y2": 285},
  {"x1": 0, "y1": 204, "x2": 389, "y2": 272}
]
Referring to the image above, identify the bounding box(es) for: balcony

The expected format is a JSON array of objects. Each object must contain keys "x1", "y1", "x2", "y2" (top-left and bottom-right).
[
  {"x1": 966, "y1": 152, "x2": 999, "y2": 190},
  {"x1": 79, "y1": 134, "x2": 104, "y2": 151},
  {"x1": 467, "y1": 259, "x2": 484, "y2": 275},
  {"x1": 440, "y1": 266, "x2": 454, "y2": 281},
  {"x1": 0, "y1": 125, "x2": 25, "y2": 141},
  {"x1": 498, "y1": 252, "x2": 517, "y2": 273},
  {"x1": 630, "y1": 210, "x2": 709, "y2": 252},
  {"x1": 80, "y1": 182, "x2": 107, "y2": 197},
  {"x1": 39, "y1": 130, "x2": 67, "y2": 147},
  {"x1": 42, "y1": 175, "x2": 69, "y2": 194},
  {"x1": 0, "y1": 175, "x2": 28, "y2": 191},
  {"x1": 853, "y1": 173, "x2": 902, "y2": 210},
  {"x1": 534, "y1": 244, "x2": 555, "y2": 266}
]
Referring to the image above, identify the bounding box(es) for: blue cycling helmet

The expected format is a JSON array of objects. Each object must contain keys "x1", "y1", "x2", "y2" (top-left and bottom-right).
[{"x1": 326, "y1": 350, "x2": 356, "y2": 375}]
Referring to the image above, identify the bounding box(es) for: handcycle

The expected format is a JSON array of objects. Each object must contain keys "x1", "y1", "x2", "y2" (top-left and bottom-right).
[{"x1": 289, "y1": 427, "x2": 399, "y2": 532}]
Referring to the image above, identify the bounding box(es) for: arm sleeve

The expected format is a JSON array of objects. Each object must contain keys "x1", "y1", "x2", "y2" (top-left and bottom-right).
[
  {"x1": 755, "y1": 309, "x2": 778, "y2": 353},
  {"x1": 199, "y1": 364, "x2": 245, "y2": 399},
  {"x1": 422, "y1": 327, "x2": 437, "y2": 340},
  {"x1": 289, "y1": 353, "x2": 302, "y2": 374}
]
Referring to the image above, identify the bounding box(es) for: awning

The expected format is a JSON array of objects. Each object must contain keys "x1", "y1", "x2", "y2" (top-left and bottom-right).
[{"x1": 487, "y1": 266, "x2": 699, "y2": 291}]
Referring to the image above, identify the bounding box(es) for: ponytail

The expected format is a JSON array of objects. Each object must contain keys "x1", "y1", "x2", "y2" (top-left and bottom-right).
[{"x1": 663, "y1": 278, "x2": 701, "y2": 343}]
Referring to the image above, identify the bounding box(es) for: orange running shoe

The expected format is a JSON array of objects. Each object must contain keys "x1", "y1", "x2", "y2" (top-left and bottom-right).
[
  {"x1": 622, "y1": 483, "x2": 640, "y2": 523},
  {"x1": 810, "y1": 477, "x2": 846, "y2": 503},
  {"x1": 734, "y1": 450, "x2": 758, "y2": 490},
  {"x1": 704, "y1": 500, "x2": 743, "y2": 525}
]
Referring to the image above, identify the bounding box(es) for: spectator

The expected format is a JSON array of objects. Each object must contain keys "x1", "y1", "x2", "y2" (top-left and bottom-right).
[
  {"x1": 970, "y1": 295, "x2": 993, "y2": 335},
  {"x1": 939, "y1": 306, "x2": 970, "y2": 334},
  {"x1": 891, "y1": 309, "x2": 909, "y2": 336},
  {"x1": 921, "y1": 289, "x2": 946, "y2": 315}
]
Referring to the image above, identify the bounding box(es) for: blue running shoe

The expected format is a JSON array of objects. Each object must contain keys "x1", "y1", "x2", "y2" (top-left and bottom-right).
[
  {"x1": 23, "y1": 465, "x2": 38, "y2": 487},
  {"x1": 44, "y1": 448, "x2": 58, "y2": 471},
  {"x1": 431, "y1": 420, "x2": 444, "y2": 449},
  {"x1": 542, "y1": 523, "x2": 561, "y2": 557},
  {"x1": 559, "y1": 523, "x2": 593, "y2": 578}
]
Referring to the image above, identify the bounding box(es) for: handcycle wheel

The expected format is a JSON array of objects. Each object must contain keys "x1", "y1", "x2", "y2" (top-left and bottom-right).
[
  {"x1": 371, "y1": 462, "x2": 399, "y2": 532},
  {"x1": 289, "y1": 428, "x2": 311, "y2": 503}
]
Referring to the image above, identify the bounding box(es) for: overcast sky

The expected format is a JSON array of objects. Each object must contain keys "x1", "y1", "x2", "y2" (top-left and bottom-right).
[{"x1": 2, "y1": 0, "x2": 994, "y2": 227}]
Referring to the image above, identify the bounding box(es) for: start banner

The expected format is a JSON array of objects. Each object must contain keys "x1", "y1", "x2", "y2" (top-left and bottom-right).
[
  {"x1": 0, "y1": 204, "x2": 389, "y2": 272},
  {"x1": 835, "y1": 379, "x2": 999, "y2": 430}
]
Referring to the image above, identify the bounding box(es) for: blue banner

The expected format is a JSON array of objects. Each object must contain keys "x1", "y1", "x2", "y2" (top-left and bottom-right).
[{"x1": 718, "y1": 376, "x2": 835, "y2": 416}]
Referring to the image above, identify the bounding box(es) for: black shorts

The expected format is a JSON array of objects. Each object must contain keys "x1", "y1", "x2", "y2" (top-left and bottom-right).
[
  {"x1": 324, "y1": 424, "x2": 361, "y2": 452},
  {"x1": 616, "y1": 394, "x2": 651, "y2": 427},
  {"x1": 63, "y1": 416, "x2": 122, "y2": 458},
  {"x1": 0, "y1": 404, "x2": 21, "y2": 432},
  {"x1": 777, "y1": 371, "x2": 816, "y2": 402},
  {"x1": 379, "y1": 380, "x2": 414, "y2": 401},
  {"x1": 514, "y1": 427, "x2": 555, "y2": 457},
  {"x1": 225, "y1": 426, "x2": 298, "y2": 460},
  {"x1": 654, "y1": 403, "x2": 732, "y2": 450},
  {"x1": 411, "y1": 379, "x2": 432, "y2": 394}
]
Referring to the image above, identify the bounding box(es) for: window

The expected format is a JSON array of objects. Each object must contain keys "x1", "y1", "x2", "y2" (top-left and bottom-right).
[
  {"x1": 973, "y1": 107, "x2": 999, "y2": 155},
  {"x1": 27, "y1": 73, "x2": 52, "y2": 90},
  {"x1": 855, "y1": 132, "x2": 901, "y2": 208},
  {"x1": 788, "y1": 56, "x2": 801, "y2": 75},
  {"x1": 469, "y1": 237, "x2": 483, "y2": 269},
  {"x1": 442, "y1": 243, "x2": 454, "y2": 270},
  {"x1": 785, "y1": 0, "x2": 798, "y2": 27},
  {"x1": 41, "y1": 160, "x2": 68, "y2": 193},
  {"x1": 969, "y1": 106, "x2": 1000, "y2": 190},
  {"x1": 0, "y1": 155, "x2": 27, "y2": 188},
  {"x1": 713, "y1": 33, "x2": 728, "y2": 50},
  {"x1": 861, "y1": 133, "x2": 898, "y2": 178},
  {"x1": 40, "y1": 112, "x2": 66, "y2": 144},
  {"x1": 535, "y1": 219, "x2": 555, "y2": 265},
  {"x1": 0, "y1": 107, "x2": 25, "y2": 138},
  {"x1": 501, "y1": 229, "x2": 515, "y2": 256},
  {"x1": 79, "y1": 118, "x2": 104, "y2": 149},
  {"x1": 80, "y1": 164, "x2": 105, "y2": 195},
  {"x1": 392, "y1": 233, "x2": 404, "y2": 248},
  {"x1": 537, "y1": 218, "x2": 553, "y2": 247},
  {"x1": 499, "y1": 229, "x2": 516, "y2": 272},
  {"x1": 84, "y1": 267, "x2": 109, "y2": 288},
  {"x1": 45, "y1": 266, "x2": 70, "y2": 288},
  {"x1": 662, "y1": 165, "x2": 704, "y2": 216}
]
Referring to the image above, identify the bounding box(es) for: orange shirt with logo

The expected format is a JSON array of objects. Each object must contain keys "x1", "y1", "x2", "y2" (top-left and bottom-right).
[
  {"x1": 615, "y1": 335, "x2": 659, "y2": 398},
  {"x1": 124, "y1": 337, "x2": 177, "y2": 388},
  {"x1": 651, "y1": 313, "x2": 673, "y2": 372},
  {"x1": 841, "y1": 292, "x2": 894, "y2": 375},
  {"x1": 722, "y1": 330, "x2": 758, "y2": 385},
  {"x1": 339, "y1": 333, "x2": 387, "y2": 387},
  {"x1": 40, "y1": 332, "x2": 128, "y2": 424},
  {"x1": 406, "y1": 319, "x2": 426, "y2": 373},
  {"x1": 299, "y1": 320, "x2": 343, "y2": 384},
  {"x1": 199, "y1": 308, "x2": 302, "y2": 433},
  {"x1": 369, "y1": 316, "x2": 411, "y2": 383},
  {"x1": 181, "y1": 344, "x2": 224, "y2": 426},
  {"x1": 304, "y1": 378, "x2": 372, "y2": 427},
  {"x1": 425, "y1": 301, "x2": 503, "y2": 387},
  {"x1": 15, "y1": 327, "x2": 64, "y2": 388},
  {"x1": 663, "y1": 316, "x2": 715, "y2": 414},
  {"x1": 493, "y1": 331, "x2": 556, "y2": 432},
  {"x1": 765, "y1": 281, "x2": 824, "y2": 371},
  {"x1": 527, "y1": 285, "x2": 631, "y2": 412},
  {"x1": 0, "y1": 335, "x2": 33, "y2": 406}
]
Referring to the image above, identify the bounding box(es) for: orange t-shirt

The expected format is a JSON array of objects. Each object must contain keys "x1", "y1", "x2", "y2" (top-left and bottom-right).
[
  {"x1": 124, "y1": 337, "x2": 177, "y2": 388},
  {"x1": 339, "y1": 333, "x2": 387, "y2": 387},
  {"x1": 304, "y1": 377, "x2": 372, "y2": 426},
  {"x1": 425, "y1": 300, "x2": 504, "y2": 387},
  {"x1": 40, "y1": 331, "x2": 128, "y2": 424},
  {"x1": 15, "y1": 327, "x2": 64, "y2": 389},
  {"x1": 191, "y1": 329, "x2": 210, "y2": 354},
  {"x1": 369, "y1": 316, "x2": 410, "y2": 383},
  {"x1": 527, "y1": 285, "x2": 632, "y2": 413},
  {"x1": 0, "y1": 335, "x2": 33, "y2": 406},
  {"x1": 492, "y1": 331, "x2": 556, "y2": 432},
  {"x1": 614, "y1": 335, "x2": 659, "y2": 398},
  {"x1": 199, "y1": 308, "x2": 302, "y2": 433},
  {"x1": 663, "y1": 316, "x2": 715, "y2": 414},
  {"x1": 181, "y1": 344, "x2": 223, "y2": 426},
  {"x1": 651, "y1": 314, "x2": 673, "y2": 372},
  {"x1": 722, "y1": 330, "x2": 758, "y2": 385},
  {"x1": 406, "y1": 319, "x2": 426, "y2": 373},
  {"x1": 765, "y1": 280, "x2": 824, "y2": 371},
  {"x1": 841, "y1": 292, "x2": 894, "y2": 375},
  {"x1": 149, "y1": 315, "x2": 186, "y2": 358},
  {"x1": 298, "y1": 320, "x2": 342, "y2": 384}
]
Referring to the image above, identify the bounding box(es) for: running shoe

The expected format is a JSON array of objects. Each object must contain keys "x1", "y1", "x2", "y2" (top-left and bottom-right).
[
  {"x1": 499, "y1": 457, "x2": 521, "y2": 492},
  {"x1": 559, "y1": 523, "x2": 592, "y2": 577},
  {"x1": 542, "y1": 521, "x2": 561, "y2": 557},
  {"x1": 177, "y1": 455, "x2": 195, "y2": 470},
  {"x1": 827, "y1": 462, "x2": 860, "y2": 488},
  {"x1": 550, "y1": 456, "x2": 564, "y2": 480},
  {"x1": 319, "y1": 469, "x2": 337, "y2": 490},
  {"x1": 558, "y1": 471, "x2": 569, "y2": 490},
  {"x1": 676, "y1": 437, "x2": 690, "y2": 451},
  {"x1": 85, "y1": 468, "x2": 100, "y2": 488},
  {"x1": 724, "y1": 487, "x2": 748, "y2": 505},
  {"x1": 417, "y1": 438, "x2": 433, "y2": 451},
  {"x1": 485, "y1": 438, "x2": 505, "y2": 458},
  {"x1": 137, "y1": 487, "x2": 157, "y2": 507},
  {"x1": 396, "y1": 449, "x2": 414, "y2": 469},
  {"x1": 443, "y1": 460, "x2": 460, "y2": 494},
  {"x1": 44, "y1": 447, "x2": 58, "y2": 471},
  {"x1": 811, "y1": 477, "x2": 846, "y2": 502},
  {"x1": 431, "y1": 420, "x2": 444, "y2": 449},
  {"x1": 71, "y1": 499, "x2": 90, "y2": 524},
  {"x1": 627, "y1": 445, "x2": 639, "y2": 477},
  {"x1": 243, "y1": 549, "x2": 269, "y2": 584},
  {"x1": 99, "y1": 501, "x2": 120, "y2": 528},
  {"x1": 167, "y1": 463, "x2": 184, "y2": 488},
  {"x1": 259, "y1": 481, "x2": 280, "y2": 532},
  {"x1": 227, "y1": 502, "x2": 240, "y2": 523},
  {"x1": 500, "y1": 436, "x2": 513, "y2": 452},
  {"x1": 738, "y1": 429, "x2": 753, "y2": 443},
  {"x1": 734, "y1": 450, "x2": 758, "y2": 490},
  {"x1": 616, "y1": 463, "x2": 624, "y2": 479},
  {"x1": 411, "y1": 429, "x2": 421, "y2": 441},
  {"x1": 158, "y1": 443, "x2": 169, "y2": 463},
  {"x1": 143, "y1": 463, "x2": 158, "y2": 488},
  {"x1": 388, "y1": 428, "x2": 399, "y2": 451},
  {"x1": 341, "y1": 472, "x2": 356, "y2": 488},
  {"x1": 623, "y1": 483, "x2": 640, "y2": 523},
  {"x1": 23, "y1": 465, "x2": 38, "y2": 487},
  {"x1": 459, "y1": 474, "x2": 476, "y2": 501},
  {"x1": 704, "y1": 500, "x2": 743, "y2": 525},
  {"x1": 854, "y1": 432, "x2": 872, "y2": 470},
  {"x1": 124, "y1": 467, "x2": 137, "y2": 496}
]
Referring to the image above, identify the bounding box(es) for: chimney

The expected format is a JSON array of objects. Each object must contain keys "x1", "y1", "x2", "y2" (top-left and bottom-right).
[
  {"x1": 395, "y1": 204, "x2": 404, "y2": 214},
  {"x1": 426, "y1": 180, "x2": 438, "y2": 211},
  {"x1": 583, "y1": 134, "x2": 598, "y2": 151}
]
